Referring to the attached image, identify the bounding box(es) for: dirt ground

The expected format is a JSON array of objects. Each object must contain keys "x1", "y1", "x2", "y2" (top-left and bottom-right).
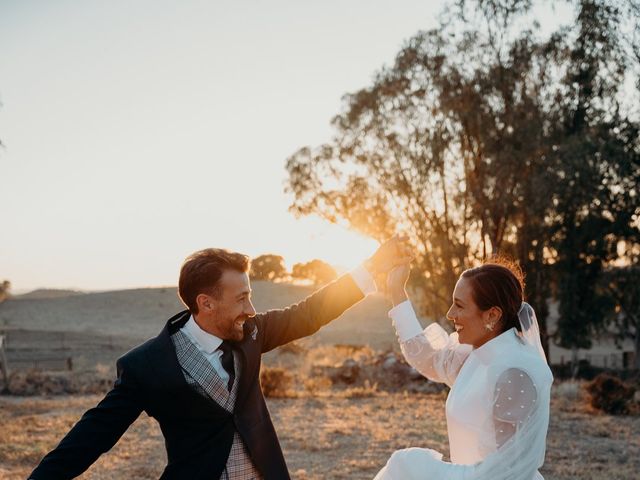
[
  {"x1": 1, "y1": 287, "x2": 639, "y2": 479},
  {"x1": 1, "y1": 393, "x2": 638, "y2": 480}
]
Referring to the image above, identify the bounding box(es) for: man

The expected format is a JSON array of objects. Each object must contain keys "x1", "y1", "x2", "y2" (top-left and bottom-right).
[{"x1": 30, "y1": 238, "x2": 410, "y2": 479}]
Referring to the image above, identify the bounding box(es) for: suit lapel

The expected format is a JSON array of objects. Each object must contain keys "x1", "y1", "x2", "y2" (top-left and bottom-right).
[
  {"x1": 157, "y1": 311, "x2": 259, "y2": 414},
  {"x1": 148, "y1": 311, "x2": 195, "y2": 392},
  {"x1": 231, "y1": 320, "x2": 261, "y2": 412},
  {"x1": 173, "y1": 330, "x2": 235, "y2": 409}
]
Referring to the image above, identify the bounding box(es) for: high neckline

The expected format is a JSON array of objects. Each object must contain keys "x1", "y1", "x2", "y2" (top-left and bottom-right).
[{"x1": 472, "y1": 327, "x2": 521, "y2": 365}]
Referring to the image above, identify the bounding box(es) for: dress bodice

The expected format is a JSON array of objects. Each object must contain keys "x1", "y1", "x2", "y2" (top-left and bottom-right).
[
  {"x1": 374, "y1": 301, "x2": 553, "y2": 480},
  {"x1": 445, "y1": 328, "x2": 552, "y2": 467}
]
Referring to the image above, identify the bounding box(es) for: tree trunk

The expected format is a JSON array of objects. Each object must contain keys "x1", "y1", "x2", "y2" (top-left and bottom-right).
[
  {"x1": 571, "y1": 346, "x2": 579, "y2": 379},
  {"x1": 635, "y1": 324, "x2": 640, "y2": 370}
]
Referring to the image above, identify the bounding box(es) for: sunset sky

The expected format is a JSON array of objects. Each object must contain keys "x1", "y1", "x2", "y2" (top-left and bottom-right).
[{"x1": 0, "y1": 0, "x2": 573, "y2": 292}]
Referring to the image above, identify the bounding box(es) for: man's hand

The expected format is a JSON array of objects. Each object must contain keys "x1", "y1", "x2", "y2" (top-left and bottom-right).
[{"x1": 364, "y1": 235, "x2": 413, "y2": 292}]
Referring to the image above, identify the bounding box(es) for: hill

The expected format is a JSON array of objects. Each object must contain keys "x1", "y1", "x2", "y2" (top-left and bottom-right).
[
  {"x1": 14, "y1": 289, "x2": 87, "y2": 300},
  {"x1": 0, "y1": 281, "x2": 400, "y2": 350}
]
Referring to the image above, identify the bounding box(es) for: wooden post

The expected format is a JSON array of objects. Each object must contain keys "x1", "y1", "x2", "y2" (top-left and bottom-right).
[{"x1": 0, "y1": 334, "x2": 10, "y2": 392}]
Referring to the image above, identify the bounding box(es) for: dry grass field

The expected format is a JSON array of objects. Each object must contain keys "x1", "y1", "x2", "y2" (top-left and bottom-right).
[
  {"x1": 1, "y1": 285, "x2": 639, "y2": 479},
  {"x1": 1, "y1": 393, "x2": 638, "y2": 479}
]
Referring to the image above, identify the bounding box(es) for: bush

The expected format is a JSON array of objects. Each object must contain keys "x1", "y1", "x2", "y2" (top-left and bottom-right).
[
  {"x1": 260, "y1": 366, "x2": 293, "y2": 398},
  {"x1": 339, "y1": 380, "x2": 379, "y2": 398},
  {"x1": 303, "y1": 375, "x2": 332, "y2": 396},
  {"x1": 5, "y1": 368, "x2": 113, "y2": 396},
  {"x1": 585, "y1": 373, "x2": 636, "y2": 415}
]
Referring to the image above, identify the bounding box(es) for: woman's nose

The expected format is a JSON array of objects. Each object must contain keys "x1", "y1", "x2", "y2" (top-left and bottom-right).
[{"x1": 446, "y1": 308, "x2": 454, "y2": 322}]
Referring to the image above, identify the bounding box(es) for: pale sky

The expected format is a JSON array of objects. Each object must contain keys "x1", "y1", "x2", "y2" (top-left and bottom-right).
[
  {"x1": 0, "y1": 0, "x2": 576, "y2": 293},
  {"x1": 0, "y1": 0, "x2": 451, "y2": 291}
]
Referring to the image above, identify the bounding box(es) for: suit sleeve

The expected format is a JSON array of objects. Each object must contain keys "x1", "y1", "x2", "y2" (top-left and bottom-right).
[
  {"x1": 255, "y1": 273, "x2": 366, "y2": 353},
  {"x1": 29, "y1": 357, "x2": 144, "y2": 479}
]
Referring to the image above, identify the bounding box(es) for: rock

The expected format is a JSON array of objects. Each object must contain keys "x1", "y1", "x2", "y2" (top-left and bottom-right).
[
  {"x1": 334, "y1": 358, "x2": 360, "y2": 384},
  {"x1": 382, "y1": 354, "x2": 397, "y2": 370}
]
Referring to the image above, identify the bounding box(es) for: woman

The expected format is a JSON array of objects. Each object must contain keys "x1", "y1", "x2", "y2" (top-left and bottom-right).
[{"x1": 375, "y1": 260, "x2": 553, "y2": 480}]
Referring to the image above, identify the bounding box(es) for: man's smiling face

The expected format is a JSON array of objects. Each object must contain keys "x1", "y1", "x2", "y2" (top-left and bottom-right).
[{"x1": 197, "y1": 269, "x2": 256, "y2": 341}]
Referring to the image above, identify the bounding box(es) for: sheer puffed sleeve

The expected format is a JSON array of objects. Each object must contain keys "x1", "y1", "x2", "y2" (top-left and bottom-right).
[
  {"x1": 390, "y1": 301, "x2": 472, "y2": 387},
  {"x1": 493, "y1": 368, "x2": 537, "y2": 448}
]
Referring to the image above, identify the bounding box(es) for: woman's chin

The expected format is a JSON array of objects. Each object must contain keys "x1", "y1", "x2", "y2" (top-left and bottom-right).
[{"x1": 456, "y1": 331, "x2": 470, "y2": 345}]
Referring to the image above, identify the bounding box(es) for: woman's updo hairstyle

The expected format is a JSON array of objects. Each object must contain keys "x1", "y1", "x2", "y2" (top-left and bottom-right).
[{"x1": 461, "y1": 257, "x2": 525, "y2": 333}]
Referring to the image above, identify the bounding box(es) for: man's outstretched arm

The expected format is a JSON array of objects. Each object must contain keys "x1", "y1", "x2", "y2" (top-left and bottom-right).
[
  {"x1": 29, "y1": 358, "x2": 144, "y2": 480},
  {"x1": 255, "y1": 236, "x2": 412, "y2": 353},
  {"x1": 255, "y1": 270, "x2": 369, "y2": 353}
]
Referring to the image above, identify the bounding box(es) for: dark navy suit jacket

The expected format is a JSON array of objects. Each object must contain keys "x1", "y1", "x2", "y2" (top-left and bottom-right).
[{"x1": 29, "y1": 274, "x2": 364, "y2": 479}]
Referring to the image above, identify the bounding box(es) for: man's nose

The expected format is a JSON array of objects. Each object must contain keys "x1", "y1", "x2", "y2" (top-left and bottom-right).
[{"x1": 245, "y1": 301, "x2": 256, "y2": 318}]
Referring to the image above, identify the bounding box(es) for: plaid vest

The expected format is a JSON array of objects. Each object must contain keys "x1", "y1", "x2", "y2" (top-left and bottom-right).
[{"x1": 171, "y1": 330, "x2": 263, "y2": 480}]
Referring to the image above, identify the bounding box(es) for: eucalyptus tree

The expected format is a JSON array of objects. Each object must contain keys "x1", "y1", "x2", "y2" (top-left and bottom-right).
[{"x1": 285, "y1": 0, "x2": 639, "y2": 358}]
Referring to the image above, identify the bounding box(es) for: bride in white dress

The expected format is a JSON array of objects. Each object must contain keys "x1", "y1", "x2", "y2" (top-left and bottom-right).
[{"x1": 375, "y1": 260, "x2": 553, "y2": 480}]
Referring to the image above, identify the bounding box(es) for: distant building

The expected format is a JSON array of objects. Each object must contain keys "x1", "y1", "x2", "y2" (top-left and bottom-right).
[{"x1": 546, "y1": 301, "x2": 636, "y2": 369}]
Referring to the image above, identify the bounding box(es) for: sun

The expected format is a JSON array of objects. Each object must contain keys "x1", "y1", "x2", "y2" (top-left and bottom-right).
[{"x1": 284, "y1": 217, "x2": 381, "y2": 272}]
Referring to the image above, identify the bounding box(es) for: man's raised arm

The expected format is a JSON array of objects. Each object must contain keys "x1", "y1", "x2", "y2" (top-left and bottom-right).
[{"x1": 255, "y1": 236, "x2": 412, "y2": 353}]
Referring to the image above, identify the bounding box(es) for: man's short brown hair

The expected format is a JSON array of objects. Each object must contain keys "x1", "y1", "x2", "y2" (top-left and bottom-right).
[{"x1": 178, "y1": 248, "x2": 250, "y2": 314}]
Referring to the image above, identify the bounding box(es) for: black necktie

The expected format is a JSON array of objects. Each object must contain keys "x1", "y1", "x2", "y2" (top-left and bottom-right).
[{"x1": 218, "y1": 341, "x2": 235, "y2": 391}]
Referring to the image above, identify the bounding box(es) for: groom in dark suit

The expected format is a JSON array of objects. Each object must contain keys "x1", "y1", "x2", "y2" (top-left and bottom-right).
[{"x1": 29, "y1": 238, "x2": 410, "y2": 479}]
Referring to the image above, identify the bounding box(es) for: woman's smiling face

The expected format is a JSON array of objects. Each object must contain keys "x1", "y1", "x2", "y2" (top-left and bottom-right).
[{"x1": 446, "y1": 277, "x2": 500, "y2": 348}]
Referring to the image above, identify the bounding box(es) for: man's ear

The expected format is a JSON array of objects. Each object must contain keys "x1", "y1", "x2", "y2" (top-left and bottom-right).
[{"x1": 196, "y1": 293, "x2": 216, "y2": 313}]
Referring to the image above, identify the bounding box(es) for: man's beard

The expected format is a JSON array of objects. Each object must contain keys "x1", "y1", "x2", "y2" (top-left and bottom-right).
[{"x1": 226, "y1": 316, "x2": 247, "y2": 341}]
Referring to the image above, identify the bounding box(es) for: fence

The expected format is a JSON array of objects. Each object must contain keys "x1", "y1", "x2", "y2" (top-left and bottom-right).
[
  {"x1": 0, "y1": 328, "x2": 141, "y2": 373},
  {"x1": 0, "y1": 334, "x2": 9, "y2": 388},
  {"x1": 556, "y1": 352, "x2": 636, "y2": 369}
]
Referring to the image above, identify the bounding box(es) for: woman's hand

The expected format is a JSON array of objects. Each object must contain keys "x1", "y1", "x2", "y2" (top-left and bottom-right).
[
  {"x1": 364, "y1": 234, "x2": 413, "y2": 293},
  {"x1": 387, "y1": 263, "x2": 410, "y2": 306}
]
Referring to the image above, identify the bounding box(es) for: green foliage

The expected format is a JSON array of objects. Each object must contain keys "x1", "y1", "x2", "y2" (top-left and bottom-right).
[
  {"x1": 585, "y1": 373, "x2": 636, "y2": 414},
  {"x1": 291, "y1": 260, "x2": 337, "y2": 286},
  {"x1": 550, "y1": 0, "x2": 640, "y2": 353},
  {"x1": 249, "y1": 254, "x2": 287, "y2": 281},
  {"x1": 284, "y1": 0, "x2": 640, "y2": 356},
  {"x1": 599, "y1": 266, "x2": 640, "y2": 368}
]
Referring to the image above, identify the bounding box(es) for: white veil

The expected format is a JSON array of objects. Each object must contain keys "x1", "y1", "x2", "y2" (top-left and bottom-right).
[{"x1": 518, "y1": 302, "x2": 547, "y2": 363}]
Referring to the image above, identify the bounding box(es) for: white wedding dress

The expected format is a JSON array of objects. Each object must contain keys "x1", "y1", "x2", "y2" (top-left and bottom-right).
[{"x1": 374, "y1": 301, "x2": 553, "y2": 480}]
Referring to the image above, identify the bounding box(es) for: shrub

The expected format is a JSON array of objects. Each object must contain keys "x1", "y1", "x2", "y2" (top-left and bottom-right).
[
  {"x1": 303, "y1": 375, "x2": 332, "y2": 396},
  {"x1": 585, "y1": 373, "x2": 636, "y2": 415},
  {"x1": 260, "y1": 366, "x2": 292, "y2": 398},
  {"x1": 278, "y1": 341, "x2": 306, "y2": 355},
  {"x1": 5, "y1": 369, "x2": 113, "y2": 395},
  {"x1": 339, "y1": 380, "x2": 379, "y2": 398}
]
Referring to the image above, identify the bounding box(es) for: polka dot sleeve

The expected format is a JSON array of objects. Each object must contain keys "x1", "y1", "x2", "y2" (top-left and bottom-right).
[{"x1": 492, "y1": 368, "x2": 537, "y2": 448}]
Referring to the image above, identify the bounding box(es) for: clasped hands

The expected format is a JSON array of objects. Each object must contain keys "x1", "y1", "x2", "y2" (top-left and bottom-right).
[{"x1": 364, "y1": 235, "x2": 413, "y2": 305}]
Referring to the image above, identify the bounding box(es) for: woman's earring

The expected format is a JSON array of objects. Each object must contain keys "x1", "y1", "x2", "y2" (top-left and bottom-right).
[{"x1": 484, "y1": 321, "x2": 496, "y2": 331}]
